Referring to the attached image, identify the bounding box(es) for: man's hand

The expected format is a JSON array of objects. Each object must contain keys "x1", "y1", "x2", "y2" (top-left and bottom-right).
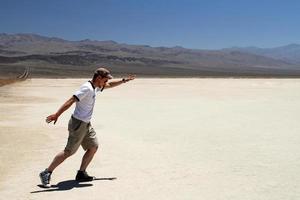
[
  {"x1": 46, "y1": 114, "x2": 58, "y2": 124},
  {"x1": 45, "y1": 96, "x2": 76, "y2": 125},
  {"x1": 123, "y1": 75, "x2": 136, "y2": 83},
  {"x1": 105, "y1": 75, "x2": 136, "y2": 89}
]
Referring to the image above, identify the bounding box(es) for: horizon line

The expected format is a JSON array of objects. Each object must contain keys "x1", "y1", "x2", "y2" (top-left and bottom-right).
[{"x1": 0, "y1": 32, "x2": 299, "y2": 51}]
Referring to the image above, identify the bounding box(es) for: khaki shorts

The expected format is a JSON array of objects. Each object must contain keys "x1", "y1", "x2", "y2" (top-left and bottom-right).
[{"x1": 64, "y1": 116, "x2": 99, "y2": 155}]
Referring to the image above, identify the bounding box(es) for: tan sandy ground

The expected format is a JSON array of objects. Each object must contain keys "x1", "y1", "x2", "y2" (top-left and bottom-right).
[
  {"x1": 0, "y1": 79, "x2": 21, "y2": 87},
  {"x1": 0, "y1": 78, "x2": 300, "y2": 200}
]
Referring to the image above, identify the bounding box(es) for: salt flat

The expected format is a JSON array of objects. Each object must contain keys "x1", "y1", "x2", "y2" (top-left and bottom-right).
[{"x1": 0, "y1": 78, "x2": 300, "y2": 200}]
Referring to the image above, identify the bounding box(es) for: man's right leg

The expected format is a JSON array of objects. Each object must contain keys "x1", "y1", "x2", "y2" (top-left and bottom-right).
[
  {"x1": 48, "y1": 150, "x2": 72, "y2": 172},
  {"x1": 39, "y1": 150, "x2": 72, "y2": 187},
  {"x1": 40, "y1": 116, "x2": 85, "y2": 187}
]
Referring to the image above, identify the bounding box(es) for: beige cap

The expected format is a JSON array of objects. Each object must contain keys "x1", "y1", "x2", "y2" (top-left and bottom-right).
[{"x1": 94, "y1": 67, "x2": 113, "y2": 79}]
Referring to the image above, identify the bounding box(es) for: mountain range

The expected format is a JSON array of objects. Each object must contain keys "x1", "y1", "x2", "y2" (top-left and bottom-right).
[
  {"x1": 0, "y1": 33, "x2": 300, "y2": 78},
  {"x1": 223, "y1": 44, "x2": 300, "y2": 64}
]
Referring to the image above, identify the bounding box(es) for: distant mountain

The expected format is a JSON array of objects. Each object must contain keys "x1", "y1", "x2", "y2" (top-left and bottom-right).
[
  {"x1": 1, "y1": 33, "x2": 300, "y2": 78},
  {"x1": 223, "y1": 44, "x2": 300, "y2": 64}
]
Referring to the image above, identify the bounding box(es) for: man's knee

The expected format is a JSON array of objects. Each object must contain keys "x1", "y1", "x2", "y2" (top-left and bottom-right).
[
  {"x1": 63, "y1": 149, "x2": 76, "y2": 158},
  {"x1": 87, "y1": 146, "x2": 98, "y2": 154}
]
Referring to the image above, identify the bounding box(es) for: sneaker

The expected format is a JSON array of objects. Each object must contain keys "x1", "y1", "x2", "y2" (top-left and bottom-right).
[
  {"x1": 75, "y1": 170, "x2": 94, "y2": 182},
  {"x1": 39, "y1": 169, "x2": 51, "y2": 188}
]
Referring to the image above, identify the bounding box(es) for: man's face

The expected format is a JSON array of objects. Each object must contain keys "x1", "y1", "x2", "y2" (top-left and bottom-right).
[{"x1": 97, "y1": 76, "x2": 109, "y2": 87}]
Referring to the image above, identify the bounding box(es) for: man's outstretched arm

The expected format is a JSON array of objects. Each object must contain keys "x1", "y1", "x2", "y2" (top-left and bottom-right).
[
  {"x1": 105, "y1": 75, "x2": 136, "y2": 89},
  {"x1": 46, "y1": 96, "x2": 77, "y2": 124}
]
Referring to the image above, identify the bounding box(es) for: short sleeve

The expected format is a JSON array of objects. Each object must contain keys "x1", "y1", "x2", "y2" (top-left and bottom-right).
[{"x1": 74, "y1": 85, "x2": 90, "y2": 101}]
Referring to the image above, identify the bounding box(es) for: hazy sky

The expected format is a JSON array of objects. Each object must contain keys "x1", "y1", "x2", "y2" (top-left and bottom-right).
[{"x1": 0, "y1": 0, "x2": 299, "y2": 49}]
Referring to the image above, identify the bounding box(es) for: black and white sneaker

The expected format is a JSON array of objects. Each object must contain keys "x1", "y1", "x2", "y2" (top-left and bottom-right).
[
  {"x1": 39, "y1": 169, "x2": 51, "y2": 188},
  {"x1": 75, "y1": 170, "x2": 94, "y2": 182}
]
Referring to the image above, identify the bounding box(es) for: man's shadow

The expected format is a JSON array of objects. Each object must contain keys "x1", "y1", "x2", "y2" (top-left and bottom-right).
[{"x1": 31, "y1": 177, "x2": 117, "y2": 193}]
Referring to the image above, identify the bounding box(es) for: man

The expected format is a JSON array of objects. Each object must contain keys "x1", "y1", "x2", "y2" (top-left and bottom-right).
[{"x1": 39, "y1": 67, "x2": 135, "y2": 187}]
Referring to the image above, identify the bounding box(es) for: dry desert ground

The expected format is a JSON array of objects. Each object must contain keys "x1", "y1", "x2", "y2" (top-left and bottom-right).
[{"x1": 0, "y1": 78, "x2": 300, "y2": 200}]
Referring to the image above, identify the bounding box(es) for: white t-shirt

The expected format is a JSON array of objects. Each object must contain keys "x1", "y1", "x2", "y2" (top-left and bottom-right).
[{"x1": 72, "y1": 81, "x2": 100, "y2": 123}]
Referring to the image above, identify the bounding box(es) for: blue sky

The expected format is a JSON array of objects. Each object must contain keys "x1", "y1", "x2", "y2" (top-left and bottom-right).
[{"x1": 0, "y1": 0, "x2": 299, "y2": 49}]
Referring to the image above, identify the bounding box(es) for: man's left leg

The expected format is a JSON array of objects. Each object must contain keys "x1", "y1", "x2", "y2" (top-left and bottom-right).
[
  {"x1": 76, "y1": 124, "x2": 99, "y2": 182},
  {"x1": 76, "y1": 146, "x2": 98, "y2": 182},
  {"x1": 80, "y1": 146, "x2": 98, "y2": 171}
]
